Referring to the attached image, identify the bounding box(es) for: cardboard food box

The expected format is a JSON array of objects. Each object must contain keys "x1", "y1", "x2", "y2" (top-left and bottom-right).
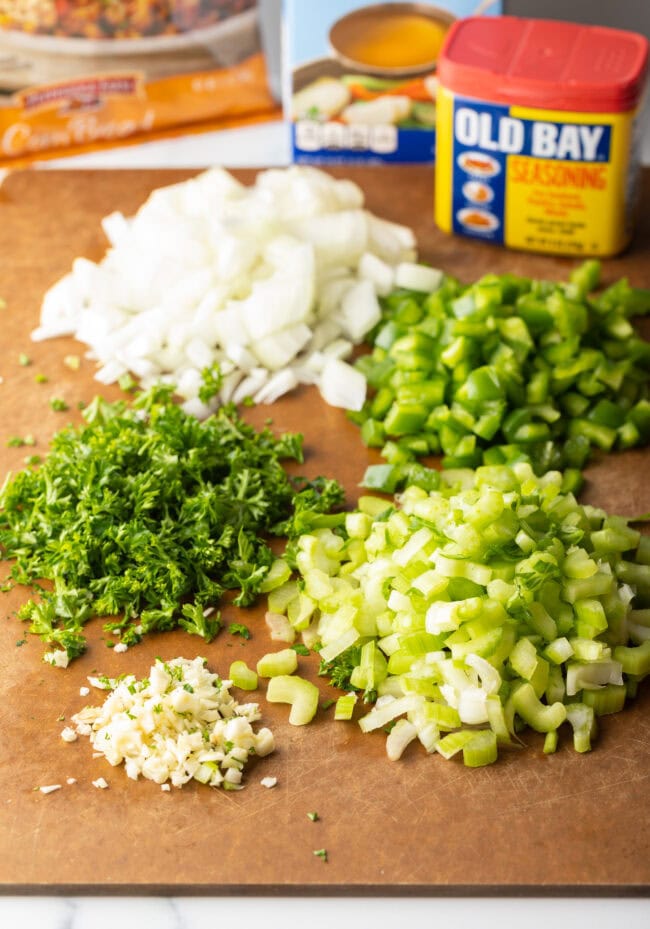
[
  {"x1": 284, "y1": 0, "x2": 502, "y2": 165},
  {"x1": 0, "y1": 0, "x2": 278, "y2": 164}
]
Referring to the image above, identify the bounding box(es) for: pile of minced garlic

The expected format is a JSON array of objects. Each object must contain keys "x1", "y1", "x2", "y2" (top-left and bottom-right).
[{"x1": 70, "y1": 657, "x2": 274, "y2": 790}]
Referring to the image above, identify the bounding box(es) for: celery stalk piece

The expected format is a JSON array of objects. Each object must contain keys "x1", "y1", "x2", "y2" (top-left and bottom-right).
[
  {"x1": 565, "y1": 659, "x2": 623, "y2": 696},
  {"x1": 358, "y1": 695, "x2": 423, "y2": 733},
  {"x1": 229, "y1": 661, "x2": 258, "y2": 691},
  {"x1": 581, "y1": 683, "x2": 627, "y2": 716},
  {"x1": 259, "y1": 558, "x2": 292, "y2": 593},
  {"x1": 386, "y1": 718, "x2": 418, "y2": 760},
  {"x1": 266, "y1": 675, "x2": 319, "y2": 726},
  {"x1": 257, "y1": 649, "x2": 298, "y2": 679},
  {"x1": 435, "y1": 730, "x2": 476, "y2": 760},
  {"x1": 334, "y1": 692, "x2": 357, "y2": 721},
  {"x1": 463, "y1": 729, "x2": 498, "y2": 767},
  {"x1": 565, "y1": 703, "x2": 597, "y2": 753},
  {"x1": 614, "y1": 639, "x2": 650, "y2": 677},
  {"x1": 511, "y1": 683, "x2": 567, "y2": 733},
  {"x1": 543, "y1": 730, "x2": 558, "y2": 754}
]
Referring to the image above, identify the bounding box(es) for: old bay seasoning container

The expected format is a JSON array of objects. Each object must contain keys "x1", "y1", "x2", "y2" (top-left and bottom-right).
[{"x1": 434, "y1": 16, "x2": 649, "y2": 256}]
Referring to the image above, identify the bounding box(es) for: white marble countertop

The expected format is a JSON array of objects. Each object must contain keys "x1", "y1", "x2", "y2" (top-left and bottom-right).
[
  {"x1": 1, "y1": 895, "x2": 650, "y2": 928},
  {"x1": 3, "y1": 117, "x2": 650, "y2": 924}
]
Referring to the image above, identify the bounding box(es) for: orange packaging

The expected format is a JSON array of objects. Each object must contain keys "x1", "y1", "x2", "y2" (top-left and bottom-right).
[{"x1": 0, "y1": 1, "x2": 278, "y2": 163}]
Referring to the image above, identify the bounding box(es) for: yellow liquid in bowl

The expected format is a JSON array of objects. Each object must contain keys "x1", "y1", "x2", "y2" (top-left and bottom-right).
[{"x1": 339, "y1": 14, "x2": 448, "y2": 69}]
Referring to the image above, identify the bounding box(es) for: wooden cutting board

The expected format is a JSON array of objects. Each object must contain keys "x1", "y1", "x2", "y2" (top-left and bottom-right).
[{"x1": 0, "y1": 166, "x2": 649, "y2": 895}]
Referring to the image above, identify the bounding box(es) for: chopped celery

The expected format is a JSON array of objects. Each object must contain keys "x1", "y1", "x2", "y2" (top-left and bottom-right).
[
  {"x1": 334, "y1": 692, "x2": 357, "y2": 721},
  {"x1": 266, "y1": 675, "x2": 319, "y2": 726},
  {"x1": 462, "y1": 729, "x2": 498, "y2": 768},
  {"x1": 269, "y1": 463, "x2": 649, "y2": 767},
  {"x1": 565, "y1": 703, "x2": 597, "y2": 753},
  {"x1": 256, "y1": 648, "x2": 298, "y2": 679},
  {"x1": 229, "y1": 660, "x2": 258, "y2": 691}
]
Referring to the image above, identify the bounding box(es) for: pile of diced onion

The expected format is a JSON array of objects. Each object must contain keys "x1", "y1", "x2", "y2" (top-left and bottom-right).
[
  {"x1": 70, "y1": 657, "x2": 274, "y2": 789},
  {"x1": 33, "y1": 166, "x2": 424, "y2": 416}
]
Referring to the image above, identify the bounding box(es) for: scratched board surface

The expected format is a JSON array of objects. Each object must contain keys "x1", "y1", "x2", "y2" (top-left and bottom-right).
[{"x1": 0, "y1": 167, "x2": 649, "y2": 894}]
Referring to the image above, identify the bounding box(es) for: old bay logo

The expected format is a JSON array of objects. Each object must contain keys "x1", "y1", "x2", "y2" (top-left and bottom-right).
[{"x1": 454, "y1": 106, "x2": 610, "y2": 162}]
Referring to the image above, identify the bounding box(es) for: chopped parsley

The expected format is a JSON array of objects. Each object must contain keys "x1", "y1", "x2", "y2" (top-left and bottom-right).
[
  {"x1": 228, "y1": 622, "x2": 251, "y2": 640},
  {"x1": 291, "y1": 643, "x2": 310, "y2": 656},
  {"x1": 198, "y1": 363, "x2": 224, "y2": 404},
  {"x1": 0, "y1": 384, "x2": 343, "y2": 662},
  {"x1": 313, "y1": 849, "x2": 328, "y2": 862},
  {"x1": 319, "y1": 645, "x2": 362, "y2": 691},
  {"x1": 49, "y1": 397, "x2": 69, "y2": 412},
  {"x1": 307, "y1": 811, "x2": 319, "y2": 822}
]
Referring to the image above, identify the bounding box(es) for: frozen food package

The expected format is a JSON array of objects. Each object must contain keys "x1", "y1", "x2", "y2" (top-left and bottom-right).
[{"x1": 0, "y1": 1, "x2": 278, "y2": 163}]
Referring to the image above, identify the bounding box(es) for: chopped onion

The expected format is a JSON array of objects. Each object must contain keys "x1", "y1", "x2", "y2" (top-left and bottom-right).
[{"x1": 33, "y1": 166, "x2": 416, "y2": 413}]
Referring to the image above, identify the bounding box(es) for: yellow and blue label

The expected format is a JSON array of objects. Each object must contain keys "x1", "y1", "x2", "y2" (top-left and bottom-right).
[{"x1": 435, "y1": 87, "x2": 638, "y2": 256}]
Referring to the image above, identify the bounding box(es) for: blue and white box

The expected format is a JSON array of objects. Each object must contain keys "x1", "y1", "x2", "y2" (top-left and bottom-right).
[{"x1": 284, "y1": 0, "x2": 502, "y2": 164}]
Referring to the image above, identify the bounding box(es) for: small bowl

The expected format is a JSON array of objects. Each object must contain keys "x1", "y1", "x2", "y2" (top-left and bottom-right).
[{"x1": 328, "y1": 2, "x2": 455, "y2": 78}]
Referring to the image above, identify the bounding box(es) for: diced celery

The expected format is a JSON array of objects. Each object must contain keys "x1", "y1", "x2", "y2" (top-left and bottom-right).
[
  {"x1": 229, "y1": 660, "x2": 258, "y2": 691},
  {"x1": 276, "y1": 461, "x2": 650, "y2": 769},
  {"x1": 435, "y1": 729, "x2": 476, "y2": 760},
  {"x1": 563, "y1": 547, "x2": 598, "y2": 579},
  {"x1": 616, "y1": 561, "x2": 650, "y2": 598},
  {"x1": 614, "y1": 639, "x2": 650, "y2": 678},
  {"x1": 545, "y1": 664, "x2": 565, "y2": 704},
  {"x1": 581, "y1": 683, "x2": 627, "y2": 716},
  {"x1": 565, "y1": 659, "x2": 623, "y2": 696},
  {"x1": 511, "y1": 683, "x2": 567, "y2": 733},
  {"x1": 463, "y1": 729, "x2": 498, "y2": 767},
  {"x1": 386, "y1": 718, "x2": 418, "y2": 760},
  {"x1": 357, "y1": 494, "x2": 393, "y2": 517},
  {"x1": 259, "y1": 558, "x2": 292, "y2": 593},
  {"x1": 303, "y1": 569, "x2": 334, "y2": 602},
  {"x1": 528, "y1": 602, "x2": 557, "y2": 642},
  {"x1": 334, "y1": 692, "x2": 357, "y2": 721},
  {"x1": 574, "y1": 599, "x2": 608, "y2": 637},
  {"x1": 562, "y1": 572, "x2": 613, "y2": 603},
  {"x1": 569, "y1": 637, "x2": 608, "y2": 661},
  {"x1": 358, "y1": 695, "x2": 423, "y2": 733},
  {"x1": 485, "y1": 694, "x2": 512, "y2": 744},
  {"x1": 319, "y1": 627, "x2": 360, "y2": 664},
  {"x1": 257, "y1": 649, "x2": 298, "y2": 679},
  {"x1": 509, "y1": 637, "x2": 539, "y2": 681},
  {"x1": 345, "y1": 511, "x2": 373, "y2": 540},
  {"x1": 544, "y1": 637, "x2": 574, "y2": 665},
  {"x1": 287, "y1": 592, "x2": 317, "y2": 631},
  {"x1": 350, "y1": 641, "x2": 388, "y2": 691},
  {"x1": 266, "y1": 675, "x2": 319, "y2": 726},
  {"x1": 267, "y1": 580, "x2": 300, "y2": 616},
  {"x1": 565, "y1": 703, "x2": 597, "y2": 753},
  {"x1": 449, "y1": 626, "x2": 503, "y2": 661},
  {"x1": 543, "y1": 730, "x2": 558, "y2": 754}
]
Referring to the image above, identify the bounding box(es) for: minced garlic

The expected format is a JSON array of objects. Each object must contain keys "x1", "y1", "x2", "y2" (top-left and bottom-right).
[{"x1": 71, "y1": 656, "x2": 275, "y2": 790}]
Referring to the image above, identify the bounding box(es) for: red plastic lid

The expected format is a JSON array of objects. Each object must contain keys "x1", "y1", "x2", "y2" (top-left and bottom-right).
[{"x1": 438, "y1": 16, "x2": 649, "y2": 113}]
